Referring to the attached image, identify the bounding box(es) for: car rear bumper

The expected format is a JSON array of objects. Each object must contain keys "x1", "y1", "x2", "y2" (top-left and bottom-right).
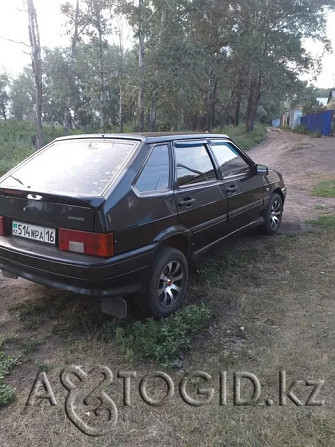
[{"x1": 0, "y1": 236, "x2": 156, "y2": 297}]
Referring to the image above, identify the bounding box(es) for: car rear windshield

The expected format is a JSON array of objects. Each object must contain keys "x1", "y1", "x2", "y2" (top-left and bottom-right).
[{"x1": 0, "y1": 138, "x2": 138, "y2": 196}]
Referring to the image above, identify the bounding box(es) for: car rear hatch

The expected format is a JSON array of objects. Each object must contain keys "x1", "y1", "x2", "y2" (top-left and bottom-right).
[
  {"x1": 0, "y1": 187, "x2": 110, "y2": 254},
  {"x1": 0, "y1": 136, "x2": 140, "y2": 257}
]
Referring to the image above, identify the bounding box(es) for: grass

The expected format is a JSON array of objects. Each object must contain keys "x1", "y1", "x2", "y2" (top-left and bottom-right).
[
  {"x1": 99, "y1": 303, "x2": 212, "y2": 365},
  {"x1": 34, "y1": 359, "x2": 51, "y2": 372},
  {"x1": 2, "y1": 223, "x2": 335, "y2": 444},
  {"x1": 311, "y1": 214, "x2": 335, "y2": 228},
  {"x1": 7, "y1": 295, "x2": 212, "y2": 366},
  {"x1": 214, "y1": 123, "x2": 267, "y2": 150},
  {"x1": 294, "y1": 124, "x2": 309, "y2": 134},
  {"x1": 0, "y1": 336, "x2": 19, "y2": 406},
  {"x1": 21, "y1": 338, "x2": 42, "y2": 353},
  {"x1": 55, "y1": 302, "x2": 212, "y2": 365},
  {"x1": 195, "y1": 249, "x2": 258, "y2": 286},
  {"x1": 291, "y1": 142, "x2": 311, "y2": 152},
  {"x1": 312, "y1": 179, "x2": 335, "y2": 198},
  {"x1": 0, "y1": 120, "x2": 65, "y2": 176},
  {"x1": 8, "y1": 300, "x2": 44, "y2": 330}
]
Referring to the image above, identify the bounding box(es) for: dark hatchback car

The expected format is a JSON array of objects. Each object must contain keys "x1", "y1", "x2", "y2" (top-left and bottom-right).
[{"x1": 0, "y1": 133, "x2": 285, "y2": 317}]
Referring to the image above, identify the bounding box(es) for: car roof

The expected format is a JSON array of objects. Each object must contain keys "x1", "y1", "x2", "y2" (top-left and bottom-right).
[{"x1": 54, "y1": 132, "x2": 231, "y2": 144}]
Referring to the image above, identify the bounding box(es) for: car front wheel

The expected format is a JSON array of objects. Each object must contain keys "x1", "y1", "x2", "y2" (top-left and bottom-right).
[
  {"x1": 143, "y1": 247, "x2": 188, "y2": 318},
  {"x1": 261, "y1": 192, "x2": 283, "y2": 235}
]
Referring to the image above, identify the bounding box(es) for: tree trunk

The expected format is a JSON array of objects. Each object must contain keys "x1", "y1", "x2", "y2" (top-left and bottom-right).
[
  {"x1": 119, "y1": 84, "x2": 123, "y2": 133},
  {"x1": 245, "y1": 70, "x2": 262, "y2": 132},
  {"x1": 95, "y1": 4, "x2": 105, "y2": 133},
  {"x1": 27, "y1": 0, "x2": 44, "y2": 149},
  {"x1": 149, "y1": 7, "x2": 166, "y2": 132},
  {"x1": 117, "y1": 18, "x2": 124, "y2": 133},
  {"x1": 138, "y1": 0, "x2": 145, "y2": 132},
  {"x1": 63, "y1": 97, "x2": 70, "y2": 136},
  {"x1": 226, "y1": 73, "x2": 244, "y2": 126},
  {"x1": 63, "y1": 0, "x2": 80, "y2": 136},
  {"x1": 149, "y1": 91, "x2": 158, "y2": 131},
  {"x1": 206, "y1": 75, "x2": 217, "y2": 130},
  {"x1": 231, "y1": 91, "x2": 241, "y2": 126},
  {"x1": 1, "y1": 102, "x2": 7, "y2": 120}
]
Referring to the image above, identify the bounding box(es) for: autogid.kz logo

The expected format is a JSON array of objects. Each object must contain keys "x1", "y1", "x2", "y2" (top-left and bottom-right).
[{"x1": 25, "y1": 365, "x2": 325, "y2": 437}]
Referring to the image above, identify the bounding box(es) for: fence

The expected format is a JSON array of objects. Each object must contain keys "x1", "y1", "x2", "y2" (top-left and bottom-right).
[{"x1": 300, "y1": 110, "x2": 335, "y2": 136}]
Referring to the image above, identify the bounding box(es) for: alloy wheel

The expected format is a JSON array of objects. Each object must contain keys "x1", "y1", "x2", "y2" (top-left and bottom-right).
[
  {"x1": 270, "y1": 199, "x2": 282, "y2": 230},
  {"x1": 158, "y1": 260, "x2": 184, "y2": 307}
]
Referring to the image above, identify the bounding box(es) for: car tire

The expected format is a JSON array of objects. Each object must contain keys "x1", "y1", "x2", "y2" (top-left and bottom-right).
[
  {"x1": 142, "y1": 247, "x2": 188, "y2": 318},
  {"x1": 261, "y1": 192, "x2": 283, "y2": 235}
]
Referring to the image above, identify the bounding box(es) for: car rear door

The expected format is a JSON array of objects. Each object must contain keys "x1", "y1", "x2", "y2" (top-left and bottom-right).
[
  {"x1": 173, "y1": 140, "x2": 227, "y2": 252},
  {"x1": 208, "y1": 140, "x2": 264, "y2": 233}
]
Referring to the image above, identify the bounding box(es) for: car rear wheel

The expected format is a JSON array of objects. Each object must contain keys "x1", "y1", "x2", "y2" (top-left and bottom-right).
[
  {"x1": 261, "y1": 192, "x2": 283, "y2": 235},
  {"x1": 142, "y1": 247, "x2": 188, "y2": 318}
]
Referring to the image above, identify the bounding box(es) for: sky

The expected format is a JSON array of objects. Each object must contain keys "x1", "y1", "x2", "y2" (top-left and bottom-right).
[
  {"x1": 0, "y1": 0, "x2": 80, "y2": 77},
  {"x1": 0, "y1": 1, "x2": 335, "y2": 89}
]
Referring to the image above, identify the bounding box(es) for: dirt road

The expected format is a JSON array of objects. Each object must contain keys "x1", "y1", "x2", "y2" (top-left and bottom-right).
[{"x1": 249, "y1": 128, "x2": 335, "y2": 230}]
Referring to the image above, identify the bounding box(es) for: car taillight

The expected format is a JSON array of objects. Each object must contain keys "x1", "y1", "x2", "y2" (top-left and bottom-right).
[
  {"x1": 0, "y1": 217, "x2": 6, "y2": 236},
  {"x1": 59, "y1": 228, "x2": 114, "y2": 257}
]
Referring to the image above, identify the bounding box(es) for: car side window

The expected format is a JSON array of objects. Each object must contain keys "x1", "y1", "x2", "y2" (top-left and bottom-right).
[
  {"x1": 175, "y1": 143, "x2": 217, "y2": 187},
  {"x1": 135, "y1": 144, "x2": 170, "y2": 192},
  {"x1": 210, "y1": 142, "x2": 250, "y2": 177}
]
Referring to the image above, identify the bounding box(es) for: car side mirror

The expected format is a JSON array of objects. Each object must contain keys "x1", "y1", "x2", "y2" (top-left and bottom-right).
[{"x1": 256, "y1": 164, "x2": 269, "y2": 175}]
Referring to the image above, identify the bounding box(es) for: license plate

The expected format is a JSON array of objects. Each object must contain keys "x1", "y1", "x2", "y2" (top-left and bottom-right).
[{"x1": 12, "y1": 221, "x2": 56, "y2": 245}]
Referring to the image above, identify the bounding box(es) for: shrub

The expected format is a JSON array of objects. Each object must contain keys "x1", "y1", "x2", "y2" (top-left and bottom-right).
[
  {"x1": 211, "y1": 124, "x2": 267, "y2": 150},
  {"x1": 294, "y1": 124, "x2": 309, "y2": 134},
  {"x1": 99, "y1": 303, "x2": 212, "y2": 365}
]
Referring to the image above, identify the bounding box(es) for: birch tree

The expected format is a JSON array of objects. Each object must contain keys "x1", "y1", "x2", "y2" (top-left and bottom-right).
[{"x1": 27, "y1": 0, "x2": 44, "y2": 148}]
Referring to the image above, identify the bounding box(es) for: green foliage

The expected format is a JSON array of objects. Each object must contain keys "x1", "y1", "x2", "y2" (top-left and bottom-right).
[
  {"x1": 9, "y1": 68, "x2": 35, "y2": 121},
  {"x1": 311, "y1": 215, "x2": 335, "y2": 228},
  {"x1": 0, "y1": 338, "x2": 18, "y2": 406},
  {"x1": 0, "y1": 384, "x2": 16, "y2": 406},
  {"x1": 0, "y1": 73, "x2": 10, "y2": 120},
  {"x1": 2, "y1": 0, "x2": 333, "y2": 133},
  {"x1": 312, "y1": 179, "x2": 335, "y2": 198},
  {"x1": 0, "y1": 120, "x2": 64, "y2": 177},
  {"x1": 0, "y1": 120, "x2": 35, "y2": 176},
  {"x1": 35, "y1": 359, "x2": 51, "y2": 372},
  {"x1": 294, "y1": 124, "x2": 309, "y2": 134},
  {"x1": 99, "y1": 303, "x2": 212, "y2": 365},
  {"x1": 217, "y1": 124, "x2": 267, "y2": 150}
]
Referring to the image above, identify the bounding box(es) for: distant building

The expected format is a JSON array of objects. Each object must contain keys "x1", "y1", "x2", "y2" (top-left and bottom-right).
[
  {"x1": 272, "y1": 118, "x2": 280, "y2": 128},
  {"x1": 317, "y1": 97, "x2": 328, "y2": 107},
  {"x1": 327, "y1": 89, "x2": 335, "y2": 108},
  {"x1": 280, "y1": 109, "x2": 302, "y2": 129}
]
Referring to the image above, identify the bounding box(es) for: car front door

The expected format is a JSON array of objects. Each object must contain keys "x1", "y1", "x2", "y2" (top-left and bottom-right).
[
  {"x1": 173, "y1": 140, "x2": 227, "y2": 252},
  {"x1": 208, "y1": 140, "x2": 264, "y2": 234}
]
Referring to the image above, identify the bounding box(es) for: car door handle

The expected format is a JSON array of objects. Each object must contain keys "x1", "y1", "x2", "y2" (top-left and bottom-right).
[
  {"x1": 226, "y1": 184, "x2": 237, "y2": 193},
  {"x1": 178, "y1": 197, "x2": 196, "y2": 207}
]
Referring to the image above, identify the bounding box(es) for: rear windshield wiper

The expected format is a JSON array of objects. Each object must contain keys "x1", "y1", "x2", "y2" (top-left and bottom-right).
[{"x1": 7, "y1": 175, "x2": 30, "y2": 188}]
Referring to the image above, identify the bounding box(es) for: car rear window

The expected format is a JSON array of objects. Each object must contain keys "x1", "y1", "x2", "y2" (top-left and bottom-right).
[{"x1": 0, "y1": 138, "x2": 138, "y2": 196}]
